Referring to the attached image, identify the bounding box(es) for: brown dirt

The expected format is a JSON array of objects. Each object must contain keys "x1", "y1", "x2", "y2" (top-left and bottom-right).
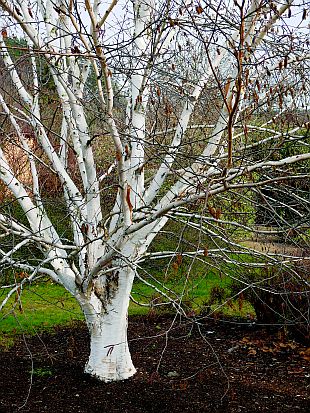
[{"x1": 0, "y1": 315, "x2": 309, "y2": 413}]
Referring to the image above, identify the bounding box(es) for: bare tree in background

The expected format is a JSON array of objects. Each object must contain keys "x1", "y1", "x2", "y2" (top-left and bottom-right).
[{"x1": 0, "y1": 0, "x2": 309, "y2": 381}]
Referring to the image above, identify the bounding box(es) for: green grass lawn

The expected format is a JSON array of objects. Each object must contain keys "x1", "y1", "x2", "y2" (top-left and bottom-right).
[
  {"x1": 0, "y1": 267, "x2": 255, "y2": 349},
  {"x1": 0, "y1": 280, "x2": 158, "y2": 347},
  {"x1": 0, "y1": 282, "x2": 83, "y2": 347}
]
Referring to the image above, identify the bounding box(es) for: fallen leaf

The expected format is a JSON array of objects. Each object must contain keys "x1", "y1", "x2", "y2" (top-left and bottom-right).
[
  {"x1": 300, "y1": 348, "x2": 310, "y2": 362},
  {"x1": 261, "y1": 346, "x2": 273, "y2": 353},
  {"x1": 288, "y1": 367, "x2": 304, "y2": 374}
]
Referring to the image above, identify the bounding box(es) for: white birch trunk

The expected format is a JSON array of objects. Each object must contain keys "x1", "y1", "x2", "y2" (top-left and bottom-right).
[{"x1": 80, "y1": 265, "x2": 136, "y2": 382}]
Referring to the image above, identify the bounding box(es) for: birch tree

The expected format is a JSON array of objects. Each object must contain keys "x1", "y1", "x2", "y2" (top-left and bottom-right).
[{"x1": 0, "y1": 0, "x2": 309, "y2": 381}]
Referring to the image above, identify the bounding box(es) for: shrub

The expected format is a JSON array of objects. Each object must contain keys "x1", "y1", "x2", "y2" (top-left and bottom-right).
[{"x1": 234, "y1": 260, "x2": 310, "y2": 344}]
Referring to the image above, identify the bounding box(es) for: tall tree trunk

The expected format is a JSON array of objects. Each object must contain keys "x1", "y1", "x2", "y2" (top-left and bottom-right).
[{"x1": 80, "y1": 266, "x2": 136, "y2": 382}]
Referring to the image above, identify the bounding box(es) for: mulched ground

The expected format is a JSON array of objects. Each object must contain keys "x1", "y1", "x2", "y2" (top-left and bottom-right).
[{"x1": 0, "y1": 315, "x2": 309, "y2": 413}]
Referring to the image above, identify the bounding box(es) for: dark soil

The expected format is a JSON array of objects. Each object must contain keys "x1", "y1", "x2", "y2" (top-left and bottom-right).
[{"x1": 0, "y1": 315, "x2": 309, "y2": 412}]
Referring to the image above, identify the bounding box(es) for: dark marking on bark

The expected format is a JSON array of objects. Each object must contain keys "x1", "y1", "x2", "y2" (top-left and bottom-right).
[
  {"x1": 116, "y1": 150, "x2": 122, "y2": 162},
  {"x1": 135, "y1": 165, "x2": 144, "y2": 175},
  {"x1": 126, "y1": 185, "x2": 133, "y2": 220},
  {"x1": 106, "y1": 345, "x2": 114, "y2": 356},
  {"x1": 94, "y1": 271, "x2": 120, "y2": 313},
  {"x1": 81, "y1": 223, "x2": 89, "y2": 244},
  {"x1": 124, "y1": 144, "x2": 131, "y2": 161}
]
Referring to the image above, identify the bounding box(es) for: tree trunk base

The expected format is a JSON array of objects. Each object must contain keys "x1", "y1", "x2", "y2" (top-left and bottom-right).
[
  {"x1": 80, "y1": 266, "x2": 137, "y2": 382},
  {"x1": 85, "y1": 358, "x2": 136, "y2": 382}
]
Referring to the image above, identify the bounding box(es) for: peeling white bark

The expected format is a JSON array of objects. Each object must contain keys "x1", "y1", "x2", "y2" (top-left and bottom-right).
[
  {"x1": 80, "y1": 265, "x2": 136, "y2": 381},
  {"x1": 84, "y1": 306, "x2": 136, "y2": 381}
]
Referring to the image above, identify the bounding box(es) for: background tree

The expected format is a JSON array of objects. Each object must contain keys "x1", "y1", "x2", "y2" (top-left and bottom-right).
[{"x1": 0, "y1": 0, "x2": 309, "y2": 381}]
